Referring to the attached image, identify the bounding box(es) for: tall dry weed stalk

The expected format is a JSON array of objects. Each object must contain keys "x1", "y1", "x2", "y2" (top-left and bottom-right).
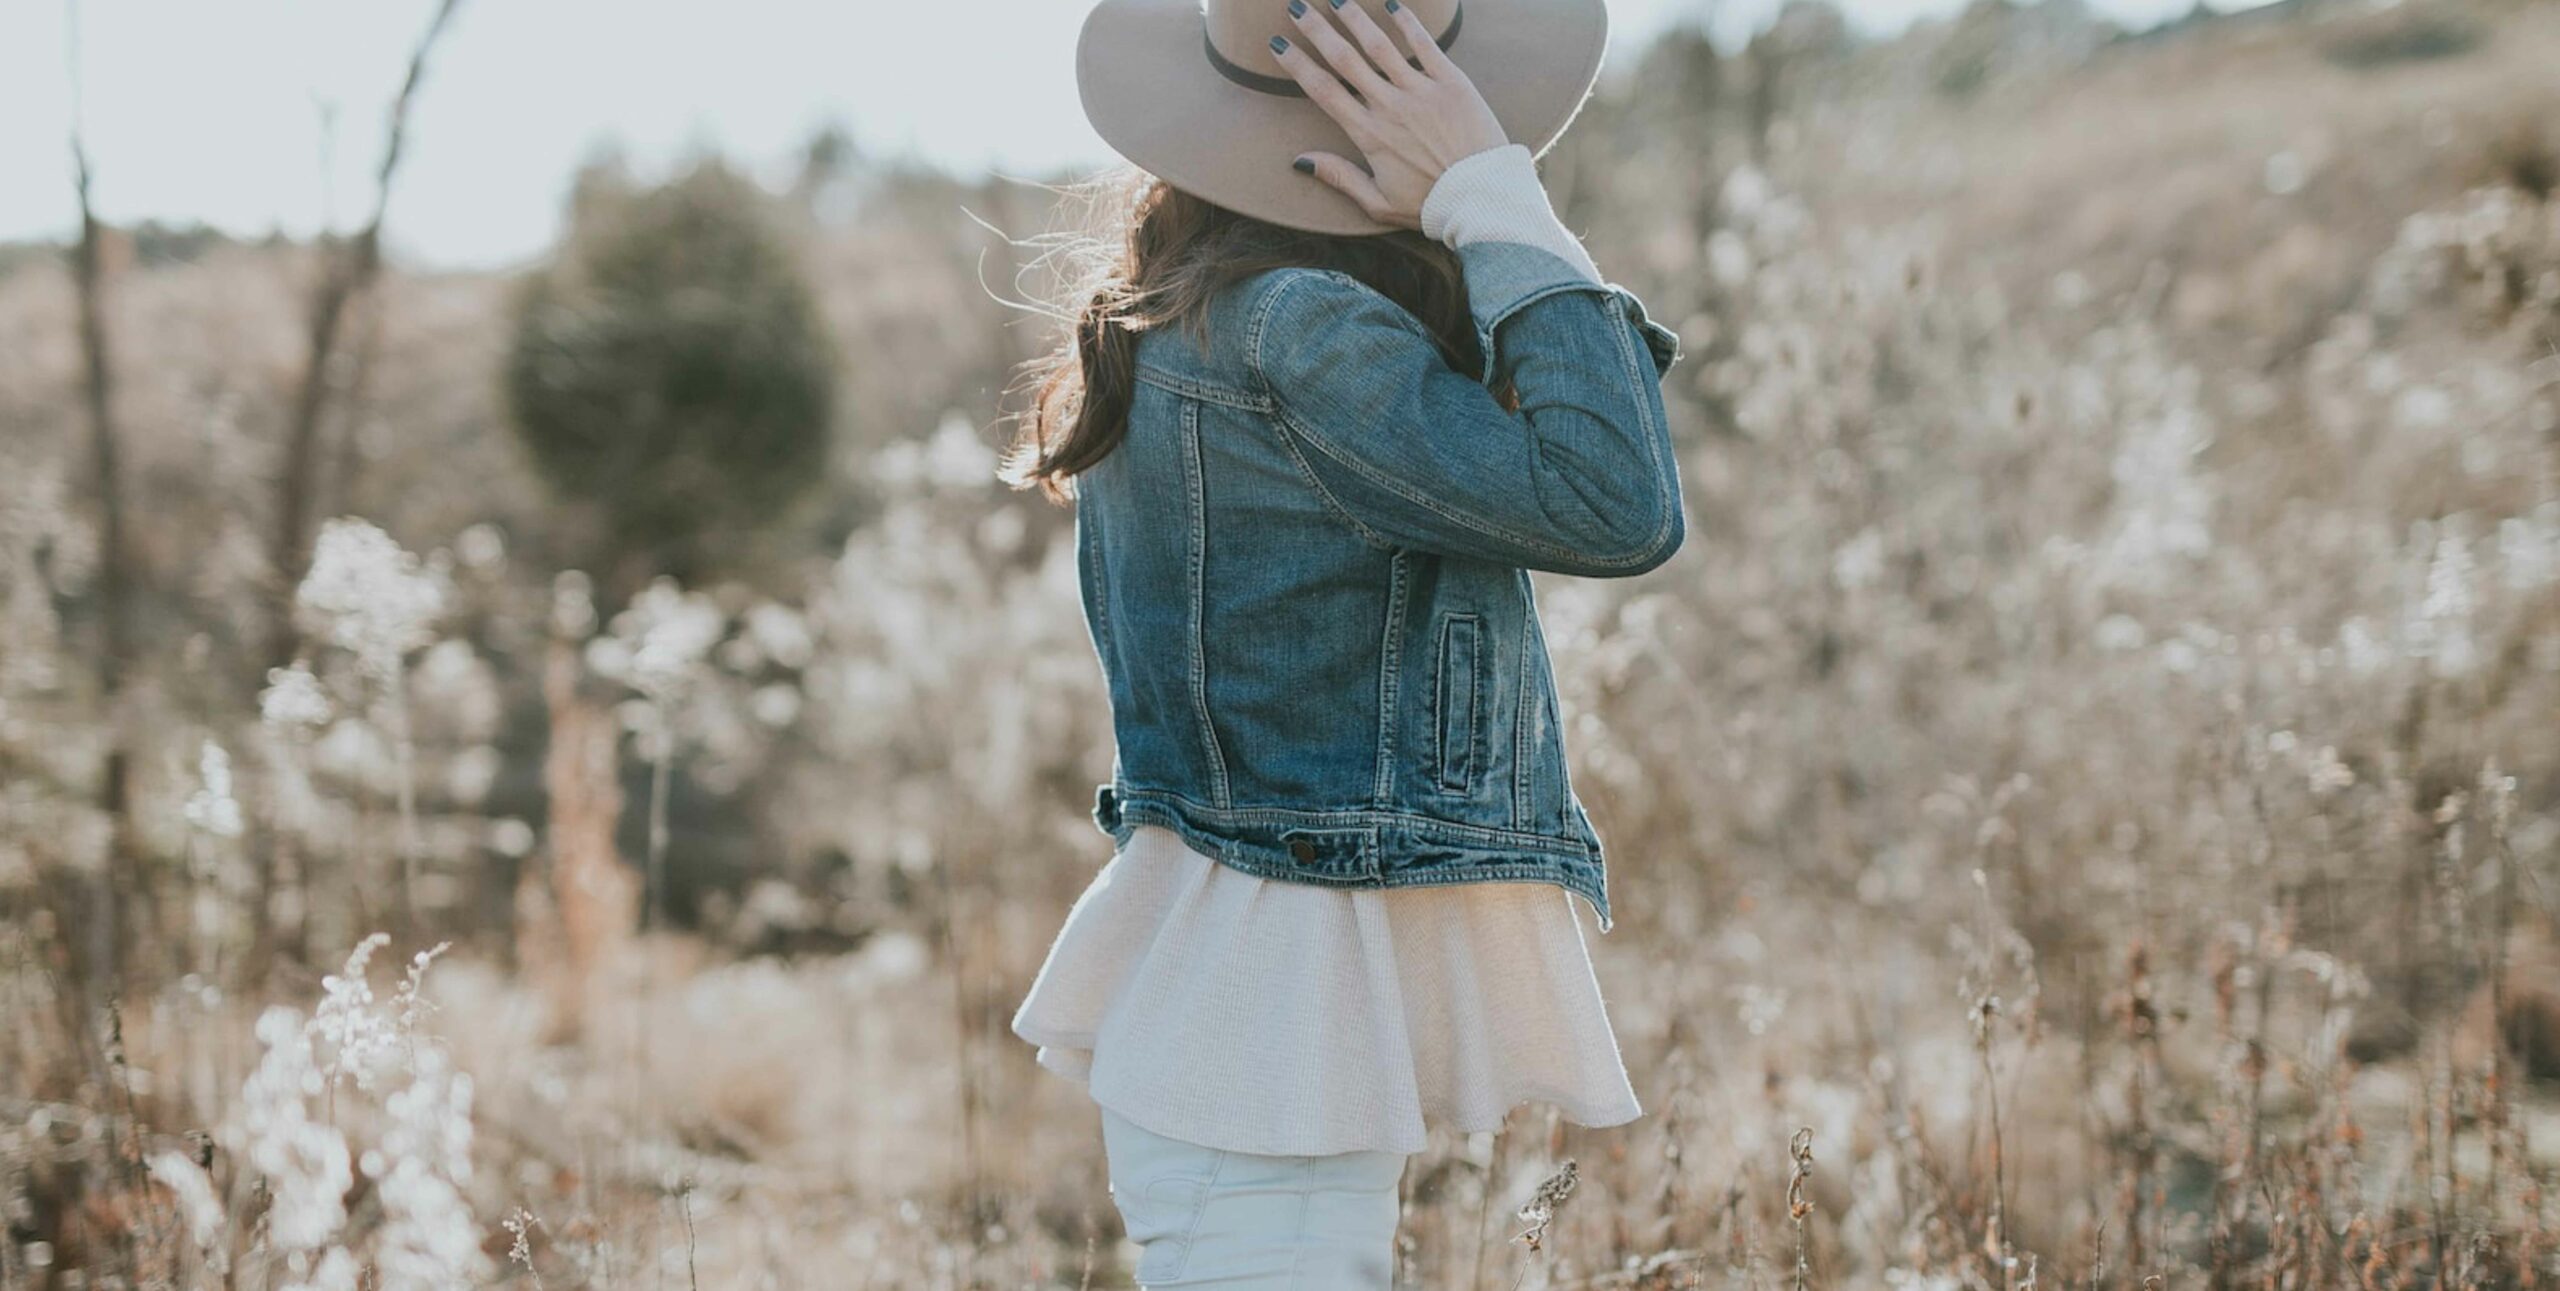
[{"x1": 523, "y1": 573, "x2": 634, "y2": 1036}]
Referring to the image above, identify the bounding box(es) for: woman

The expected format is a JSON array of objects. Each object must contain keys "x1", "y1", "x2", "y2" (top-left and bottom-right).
[{"x1": 1005, "y1": 0, "x2": 1686, "y2": 1283}]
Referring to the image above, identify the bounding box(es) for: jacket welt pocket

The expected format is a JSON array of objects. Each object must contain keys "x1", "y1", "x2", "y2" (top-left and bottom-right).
[{"x1": 1434, "y1": 612, "x2": 1484, "y2": 794}]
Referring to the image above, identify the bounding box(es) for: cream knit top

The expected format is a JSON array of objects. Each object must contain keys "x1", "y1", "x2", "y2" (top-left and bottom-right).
[{"x1": 1010, "y1": 146, "x2": 1640, "y2": 1158}]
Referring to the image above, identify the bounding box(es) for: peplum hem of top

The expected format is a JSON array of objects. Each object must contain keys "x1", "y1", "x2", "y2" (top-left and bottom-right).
[{"x1": 1011, "y1": 823, "x2": 1641, "y2": 1157}]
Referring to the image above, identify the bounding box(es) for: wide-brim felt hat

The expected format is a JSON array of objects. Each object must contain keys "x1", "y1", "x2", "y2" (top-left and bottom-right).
[{"x1": 1077, "y1": 0, "x2": 1610, "y2": 236}]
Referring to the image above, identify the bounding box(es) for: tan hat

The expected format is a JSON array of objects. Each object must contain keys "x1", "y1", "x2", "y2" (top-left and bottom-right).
[{"x1": 1077, "y1": 0, "x2": 1611, "y2": 236}]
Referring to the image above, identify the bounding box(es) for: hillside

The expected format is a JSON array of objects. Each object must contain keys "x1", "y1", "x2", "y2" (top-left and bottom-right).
[{"x1": 1, "y1": 1, "x2": 2554, "y2": 1285}]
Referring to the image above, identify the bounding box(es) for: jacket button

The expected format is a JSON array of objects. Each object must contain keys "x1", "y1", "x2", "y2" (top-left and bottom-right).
[{"x1": 1288, "y1": 838, "x2": 1316, "y2": 862}]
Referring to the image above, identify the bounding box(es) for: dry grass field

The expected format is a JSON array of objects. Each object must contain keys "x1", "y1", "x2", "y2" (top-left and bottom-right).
[{"x1": 2, "y1": 0, "x2": 2557, "y2": 1286}]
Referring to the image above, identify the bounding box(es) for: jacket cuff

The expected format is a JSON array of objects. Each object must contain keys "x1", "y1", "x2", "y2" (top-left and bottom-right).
[
  {"x1": 1453, "y1": 241, "x2": 1684, "y2": 385},
  {"x1": 1421, "y1": 144, "x2": 1604, "y2": 285}
]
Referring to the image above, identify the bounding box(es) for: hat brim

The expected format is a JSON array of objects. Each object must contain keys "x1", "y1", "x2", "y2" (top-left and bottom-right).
[{"x1": 1077, "y1": 0, "x2": 1609, "y2": 236}]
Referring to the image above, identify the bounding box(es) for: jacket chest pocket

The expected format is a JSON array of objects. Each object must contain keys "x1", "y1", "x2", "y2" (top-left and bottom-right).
[{"x1": 1433, "y1": 612, "x2": 1485, "y2": 794}]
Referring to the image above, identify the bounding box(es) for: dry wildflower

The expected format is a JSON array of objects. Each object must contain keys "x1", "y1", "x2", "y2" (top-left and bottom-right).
[
  {"x1": 261, "y1": 660, "x2": 335, "y2": 730},
  {"x1": 453, "y1": 521, "x2": 506, "y2": 571},
  {"x1": 370, "y1": 1045, "x2": 490, "y2": 1290},
  {"x1": 592, "y1": 577, "x2": 727, "y2": 701},
  {"x1": 2307, "y1": 743, "x2": 2356, "y2": 794},
  {"x1": 295, "y1": 518, "x2": 447, "y2": 675},
  {"x1": 2498, "y1": 507, "x2": 2558, "y2": 590},
  {"x1": 393, "y1": 942, "x2": 450, "y2": 1035},
  {"x1": 742, "y1": 601, "x2": 816, "y2": 669},
  {"x1": 874, "y1": 408, "x2": 999, "y2": 491},
  {"x1": 1787, "y1": 1127, "x2": 1816, "y2": 1222},
  {"x1": 2406, "y1": 529, "x2": 2480, "y2": 676},
  {"x1": 280, "y1": 1246, "x2": 363, "y2": 1291},
  {"x1": 2099, "y1": 357, "x2": 2216, "y2": 582},
  {"x1": 551, "y1": 568, "x2": 597, "y2": 638},
  {"x1": 146, "y1": 1149, "x2": 228, "y2": 1270},
  {"x1": 225, "y1": 934, "x2": 485, "y2": 1285},
  {"x1": 312, "y1": 933, "x2": 402, "y2": 1090},
  {"x1": 506, "y1": 1207, "x2": 547, "y2": 1289},
  {"x1": 230, "y1": 1005, "x2": 354, "y2": 1251},
  {"x1": 181, "y1": 739, "x2": 245, "y2": 839},
  {"x1": 1787, "y1": 1127, "x2": 1817, "y2": 1291},
  {"x1": 1516, "y1": 1158, "x2": 1579, "y2": 1253}
]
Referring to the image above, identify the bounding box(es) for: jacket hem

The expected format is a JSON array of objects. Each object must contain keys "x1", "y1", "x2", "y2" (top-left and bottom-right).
[{"x1": 1092, "y1": 782, "x2": 1615, "y2": 933}]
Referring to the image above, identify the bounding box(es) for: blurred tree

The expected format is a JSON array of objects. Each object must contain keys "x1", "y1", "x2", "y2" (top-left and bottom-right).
[
  {"x1": 793, "y1": 120, "x2": 864, "y2": 219},
  {"x1": 1633, "y1": 23, "x2": 1727, "y2": 122},
  {"x1": 562, "y1": 144, "x2": 634, "y2": 233},
  {"x1": 503, "y1": 160, "x2": 839, "y2": 601},
  {"x1": 1745, "y1": 0, "x2": 1849, "y2": 159}
]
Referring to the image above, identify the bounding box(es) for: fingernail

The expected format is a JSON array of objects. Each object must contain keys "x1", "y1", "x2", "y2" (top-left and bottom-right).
[
  {"x1": 1385, "y1": 0, "x2": 1401, "y2": 10},
  {"x1": 1329, "y1": 0, "x2": 1348, "y2": 8},
  {"x1": 1270, "y1": 34, "x2": 1290, "y2": 53},
  {"x1": 1293, "y1": 157, "x2": 1316, "y2": 175},
  {"x1": 1288, "y1": 0, "x2": 1306, "y2": 14}
]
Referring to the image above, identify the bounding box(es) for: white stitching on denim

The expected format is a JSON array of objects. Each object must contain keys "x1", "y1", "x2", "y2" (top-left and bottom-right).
[
  {"x1": 1078, "y1": 494, "x2": 1115, "y2": 677},
  {"x1": 1171, "y1": 1146, "x2": 1232, "y2": 1283},
  {"x1": 1372, "y1": 552, "x2": 1405, "y2": 803},
  {"x1": 1280, "y1": 1162, "x2": 1316, "y2": 1290},
  {"x1": 1596, "y1": 285, "x2": 1681, "y2": 564},
  {"x1": 1136, "y1": 363, "x2": 1272, "y2": 412},
  {"x1": 1513, "y1": 593, "x2": 1536, "y2": 829},
  {"x1": 1433, "y1": 612, "x2": 1484, "y2": 795},
  {"x1": 1106, "y1": 784, "x2": 1591, "y2": 850},
  {"x1": 1283, "y1": 414, "x2": 1650, "y2": 569},
  {"x1": 1177, "y1": 400, "x2": 1233, "y2": 809},
  {"x1": 1097, "y1": 793, "x2": 1611, "y2": 925},
  {"x1": 1484, "y1": 282, "x2": 1683, "y2": 566},
  {"x1": 1259, "y1": 412, "x2": 1396, "y2": 551},
  {"x1": 1255, "y1": 275, "x2": 1623, "y2": 567},
  {"x1": 1260, "y1": 279, "x2": 1678, "y2": 570}
]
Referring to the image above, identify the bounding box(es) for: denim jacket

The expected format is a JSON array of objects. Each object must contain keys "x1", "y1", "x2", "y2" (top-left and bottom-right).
[{"x1": 1075, "y1": 239, "x2": 1685, "y2": 932}]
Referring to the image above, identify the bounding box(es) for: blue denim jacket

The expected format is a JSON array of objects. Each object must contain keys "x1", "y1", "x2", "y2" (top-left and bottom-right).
[{"x1": 1076, "y1": 239, "x2": 1685, "y2": 932}]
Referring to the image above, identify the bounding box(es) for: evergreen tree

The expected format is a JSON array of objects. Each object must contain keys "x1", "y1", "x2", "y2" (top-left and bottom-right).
[{"x1": 505, "y1": 159, "x2": 837, "y2": 597}]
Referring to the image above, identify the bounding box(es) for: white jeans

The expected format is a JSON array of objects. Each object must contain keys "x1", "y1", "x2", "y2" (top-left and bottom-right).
[{"x1": 1100, "y1": 1105, "x2": 1409, "y2": 1288}]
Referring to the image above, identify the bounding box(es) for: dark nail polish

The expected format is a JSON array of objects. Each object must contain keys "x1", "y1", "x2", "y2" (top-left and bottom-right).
[
  {"x1": 1293, "y1": 157, "x2": 1316, "y2": 175},
  {"x1": 1385, "y1": 0, "x2": 1401, "y2": 10},
  {"x1": 1270, "y1": 34, "x2": 1290, "y2": 53},
  {"x1": 1330, "y1": 0, "x2": 1348, "y2": 8},
  {"x1": 1288, "y1": 0, "x2": 1306, "y2": 15}
]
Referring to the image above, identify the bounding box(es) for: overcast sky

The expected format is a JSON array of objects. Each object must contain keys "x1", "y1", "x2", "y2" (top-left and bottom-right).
[{"x1": 2, "y1": 0, "x2": 2233, "y2": 270}]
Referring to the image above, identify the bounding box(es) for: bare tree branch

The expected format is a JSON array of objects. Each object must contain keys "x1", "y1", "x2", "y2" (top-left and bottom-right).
[
  {"x1": 65, "y1": 0, "x2": 136, "y2": 992},
  {"x1": 266, "y1": 0, "x2": 466, "y2": 672}
]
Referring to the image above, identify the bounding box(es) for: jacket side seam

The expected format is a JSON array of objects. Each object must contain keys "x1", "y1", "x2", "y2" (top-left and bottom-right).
[
  {"x1": 1177, "y1": 400, "x2": 1233, "y2": 808},
  {"x1": 1079, "y1": 496, "x2": 1115, "y2": 670},
  {"x1": 1372, "y1": 551, "x2": 1407, "y2": 804},
  {"x1": 1513, "y1": 592, "x2": 1535, "y2": 829}
]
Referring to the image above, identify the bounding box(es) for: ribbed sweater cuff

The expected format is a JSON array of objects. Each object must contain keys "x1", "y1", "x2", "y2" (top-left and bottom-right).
[{"x1": 1419, "y1": 143, "x2": 1603, "y2": 285}]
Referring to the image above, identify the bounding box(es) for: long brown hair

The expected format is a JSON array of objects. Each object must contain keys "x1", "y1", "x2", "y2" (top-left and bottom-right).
[{"x1": 1001, "y1": 174, "x2": 1484, "y2": 502}]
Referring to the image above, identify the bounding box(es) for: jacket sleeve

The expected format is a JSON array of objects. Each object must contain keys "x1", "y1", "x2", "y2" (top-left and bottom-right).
[{"x1": 1248, "y1": 241, "x2": 1687, "y2": 578}]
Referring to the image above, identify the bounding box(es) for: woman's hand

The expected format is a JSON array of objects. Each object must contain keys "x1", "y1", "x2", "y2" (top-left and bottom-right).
[{"x1": 1272, "y1": 0, "x2": 1510, "y2": 230}]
